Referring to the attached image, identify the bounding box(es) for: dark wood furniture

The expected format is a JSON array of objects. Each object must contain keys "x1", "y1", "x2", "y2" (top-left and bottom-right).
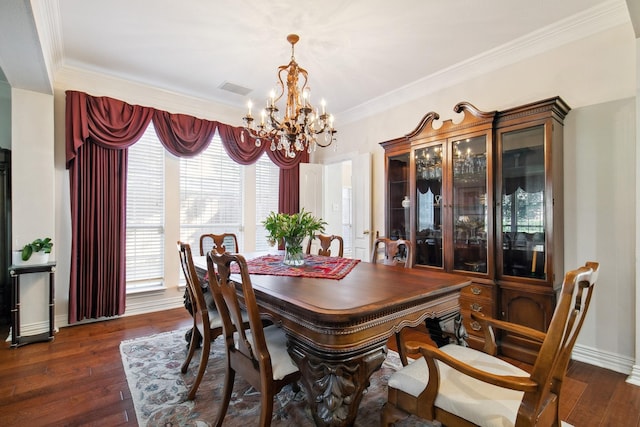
[
  {"x1": 199, "y1": 232, "x2": 239, "y2": 255},
  {"x1": 382, "y1": 261, "x2": 598, "y2": 427},
  {"x1": 0, "y1": 149, "x2": 10, "y2": 326},
  {"x1": 305, "y1": 234, "x2": 344, "y2": 257},
  {"x1": 177, "y1": 242, "x2": 225, "y2": 400},
  {"x1": 371, "y1": 237, "x2": 412, "y2": 268},
  {"x1": 193, "y1": 254, "x2": 469, "y2": 427},
  {"x1": 206, "y1": 251, "x2": 301, "y2": 427},
  {"x1": 380, "y1": 97, "x2": 570, "y2": 362},
  {"x1": 9, "y1": 262, "x2": 56, "y2": 347}
]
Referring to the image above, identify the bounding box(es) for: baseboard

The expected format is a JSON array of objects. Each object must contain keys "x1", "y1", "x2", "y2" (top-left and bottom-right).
[
  {"x1": 572, "y1": 343, "x2": 635, "y2": 376},
  {"x1": 25, "y1": 295, "x2": 186, "y2": 333},
  {"x1": 123, "y1": 294, "x2": 185, "y2": 317},
  {"x1": 625, "y1": 365, "x2": 640, "y2": 386}
]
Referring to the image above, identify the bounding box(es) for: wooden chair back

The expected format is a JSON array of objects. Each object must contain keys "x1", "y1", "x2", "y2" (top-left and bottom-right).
[
  {"x1": 305, "y1": 234, "x2": 344, "y2": 257},
  {"x1": 525, "y1": 261, "x2": 598, "y2": 422},
  {"x1": 382, "y1": 261, "x2": 599, "y2": 427},
  {"x1": 199, "y1": 233, "x2": 239, "y2": 256},
  {"x1": 206, "y1": 250, "x2": 300, "y2": 426},
  {"x1": 371, "y1": 237, "x2": 412, "y2": 268},
  {"x1": 177, "y1": 241, "x2": 222, "y2": 400}
]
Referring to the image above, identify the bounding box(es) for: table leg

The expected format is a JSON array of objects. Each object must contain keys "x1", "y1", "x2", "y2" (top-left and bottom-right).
[{"x1": 287, "y1": 337, "x2": 387, "y2": 427}]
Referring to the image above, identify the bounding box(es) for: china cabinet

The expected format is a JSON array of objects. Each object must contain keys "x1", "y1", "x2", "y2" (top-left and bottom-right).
[{"x1": 380, "y1": 97, "x2": 570, "y2": 361}]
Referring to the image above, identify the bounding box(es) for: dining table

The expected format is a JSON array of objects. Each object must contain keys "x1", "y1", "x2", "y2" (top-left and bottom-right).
[{"x1": 193, "y1": 252, "x2": 470, "y2": 427}]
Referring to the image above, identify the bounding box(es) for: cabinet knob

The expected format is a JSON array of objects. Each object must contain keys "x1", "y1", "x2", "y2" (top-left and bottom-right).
[
  {"x1": 471, "y1": 286, "x2": 481, "y2": 295},
  {"x1": 470, "y1": 303, "x2": 483, "y2": 312},
  {"x1": 471, "y1": 321, "x2": 482, "y2": 331}
]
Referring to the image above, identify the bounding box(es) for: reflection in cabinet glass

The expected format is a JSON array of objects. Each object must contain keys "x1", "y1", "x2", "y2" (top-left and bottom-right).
[
  {"x1": 387, "y1": 153, "x2": 409, "y2": 241},
  {"x1": 415, "y1": 144, "x2": 443, "y2": 267},
  {"x1": 452, "y1": 136, "x2": 488, "y2": 273},
  {"x1": 501, "y1": 126, "x2": 546, "y2": 280}
]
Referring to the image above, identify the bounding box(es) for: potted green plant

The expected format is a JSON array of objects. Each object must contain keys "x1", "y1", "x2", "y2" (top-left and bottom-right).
[
  {"x1": 13, "y1": 237, "x2": 53, "y2": 265},
  {"x1": 262, "y1": 209, "x2": 326, "y2": 266}
]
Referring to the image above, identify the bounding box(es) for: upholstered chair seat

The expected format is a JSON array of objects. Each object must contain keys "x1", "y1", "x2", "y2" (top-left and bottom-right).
[{"x1": 388, "y1": 343, "x2": 530, "y2": 427}]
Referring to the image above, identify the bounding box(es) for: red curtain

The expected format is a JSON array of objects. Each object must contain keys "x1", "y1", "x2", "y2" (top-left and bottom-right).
[
  {"x1": 66, "y1": 91, "x2": 308, "y2": 323},
  {"x1": 152, "y1": 110, "x2": 216, "y2": 157},
  {"x1": 66, "y1": 91, "x2": 153, "y2": 323}
]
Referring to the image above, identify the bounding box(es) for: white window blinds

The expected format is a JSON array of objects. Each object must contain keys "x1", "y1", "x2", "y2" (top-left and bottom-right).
[
  {"x1": 126, "y1": 124, "x2": 165, "y2": 290},
  {"x1": 255, "y1": 154, "x2": 280, "y2": 252},
  {"x1": 179, "y1": 133, "x2": 243, "y2": 251}
]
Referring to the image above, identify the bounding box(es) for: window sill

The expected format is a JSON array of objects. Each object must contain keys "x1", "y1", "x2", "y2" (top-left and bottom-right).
[{"x1": 126, "y1": 285, "x2": 167, "y2": 296}]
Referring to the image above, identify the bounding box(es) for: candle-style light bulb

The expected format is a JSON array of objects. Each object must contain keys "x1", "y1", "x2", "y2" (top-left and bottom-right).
[
  {"x1": 247, "y1": 100, "x2": 253, "y2": 117},
  {"x1": 321, "y1": 99, "x2": 326, "y2": 114}
]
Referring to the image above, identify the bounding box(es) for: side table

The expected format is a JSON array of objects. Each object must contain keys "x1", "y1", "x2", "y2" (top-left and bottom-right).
[{"x1": 8, "y1": 262, "x2": 56, "y2": 347}]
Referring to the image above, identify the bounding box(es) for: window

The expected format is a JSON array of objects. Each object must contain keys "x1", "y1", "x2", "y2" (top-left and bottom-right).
[
  {"x1": 180, "y1": 133, "x2": 243, "y2": 251},
  {"x1": 255, "y1": 154, "x2": 280, "y2": 251},
  {"x1": 126, "y1": 124, "x2": 165, "y2": 291}
]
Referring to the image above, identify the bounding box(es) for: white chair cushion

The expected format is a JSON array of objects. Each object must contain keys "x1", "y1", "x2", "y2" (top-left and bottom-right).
[
  {"x1": 262, "y1": 325, "x2": 299, "y2": 380},
  {"x1": 388, "y1": 343, "x2": 529, "y2": 427},
  {"x1": 238, "y1": 325, "x2": 299, "y2": 381}
]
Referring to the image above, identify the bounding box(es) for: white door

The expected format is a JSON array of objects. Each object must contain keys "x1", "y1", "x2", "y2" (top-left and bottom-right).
[
  {"x1": 352, "y1": 153, "x2": 372, "y2": 261},
  {"x1": 301, "y1": 155, "x2": 371, "y2": 261}
]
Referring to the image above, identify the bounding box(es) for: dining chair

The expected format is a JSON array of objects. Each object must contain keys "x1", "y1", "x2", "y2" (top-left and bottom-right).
[
  {"x1": 371, "y1": 237, "x2": 414, "y2": 364},
  {"x1": 371, "y1": 237, "x2": 412, "y2": 268},
  {"x1": 207, "y1": 250, "x2": 301, "y2": 427},
  {"x1": 199, "y1": 232, "x2": 239, "y2": 256},
  {"x1": 305, "y1": 234, "x2": 344, "y2": 257},
  {"x1": 382, "y1": 261, "x2": 599, "y2": 427},
  {"x1": 177, "y1": 241, "x2": 224, "y2": 400}
]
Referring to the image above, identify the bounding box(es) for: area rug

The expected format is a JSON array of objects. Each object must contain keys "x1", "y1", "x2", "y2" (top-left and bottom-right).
[{"x1": 120, "y1": 329, "x2": 435, "y2": 426}]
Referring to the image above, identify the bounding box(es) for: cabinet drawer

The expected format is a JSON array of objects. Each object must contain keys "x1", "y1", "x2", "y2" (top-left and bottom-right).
[
  {"x1": 459, "y1": 296, "x2": 493, "y2": 314},
  {"x1": 461, "y1": 309, "x2": 490, "y2": 336},
  {"x1": 461, "y1": 283, "x2": 494, "y2": 298},
  {"x1": 460, "y1": 283, "x2": 495, "y2": 337}
]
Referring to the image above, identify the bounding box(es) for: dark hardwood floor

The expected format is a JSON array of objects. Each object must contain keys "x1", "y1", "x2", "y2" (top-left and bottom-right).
[{"x1": 0, "y1": 308, "x2": 638, "y2": 426}]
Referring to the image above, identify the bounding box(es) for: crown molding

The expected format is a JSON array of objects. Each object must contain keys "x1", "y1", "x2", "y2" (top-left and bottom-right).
[
  {"x1": 30, "y1": 0, "x2": 63, "y2": 93},
  {"x1": 339, "y1": 0, "x2": 631, "y2": 125}
]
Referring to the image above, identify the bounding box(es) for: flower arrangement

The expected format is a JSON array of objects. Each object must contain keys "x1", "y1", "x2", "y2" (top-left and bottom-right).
[{"x1": 262, "y1": 209, "x2": 326, "y2": 266}]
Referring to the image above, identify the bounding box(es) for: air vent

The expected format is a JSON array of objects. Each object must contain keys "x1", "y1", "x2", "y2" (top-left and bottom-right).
[{"x1": 218, "y1": 81, "x2": 252, "y2": 96}]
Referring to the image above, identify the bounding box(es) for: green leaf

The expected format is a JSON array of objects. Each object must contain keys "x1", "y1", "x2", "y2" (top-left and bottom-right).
[{"x1": 21, "y1": 245, "x2": 33, "y2": 261}]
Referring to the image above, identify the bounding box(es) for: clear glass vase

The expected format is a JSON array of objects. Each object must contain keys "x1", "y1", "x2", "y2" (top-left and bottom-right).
[{"x1": 283, "y1": 236, "x2": 305, "y2": 266}]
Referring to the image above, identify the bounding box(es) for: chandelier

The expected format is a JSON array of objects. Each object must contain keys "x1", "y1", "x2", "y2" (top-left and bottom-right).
[{"x1": 242, "y1": 34, "x2": 336, "y2": 158}]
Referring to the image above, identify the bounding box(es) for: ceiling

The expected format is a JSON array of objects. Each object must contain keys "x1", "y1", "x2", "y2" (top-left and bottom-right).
[{"x1": 0, "y1": 0, "x2": 635, "y2": 123}]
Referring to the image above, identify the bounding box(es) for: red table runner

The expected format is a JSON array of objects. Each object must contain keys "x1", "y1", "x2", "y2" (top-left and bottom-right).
[{"x1": 232, "y1": 254, "x2": 360, "y2": 280}]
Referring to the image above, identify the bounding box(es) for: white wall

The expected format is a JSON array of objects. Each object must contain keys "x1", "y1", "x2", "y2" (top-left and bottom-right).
[
  {"x1": 11, "y1": 88, "x2": 55, "y2": 329},
  {"x1": 317, "y1": 23, "x2": 637, "y2": 374}
]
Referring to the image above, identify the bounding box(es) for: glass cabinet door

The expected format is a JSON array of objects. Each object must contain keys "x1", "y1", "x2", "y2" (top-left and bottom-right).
[
  {"x1": 452, "y1": 135, "x2": 488, "y2": 273},
  {"x1": 500, "y1": 125, "x2": 545, "y2": 280},
  {"x1": 387, "y1": 153, "x2": 410, "y2": 241},
  {"x1": 414, "y1": 144, "x2": 443, "y2": 267}
]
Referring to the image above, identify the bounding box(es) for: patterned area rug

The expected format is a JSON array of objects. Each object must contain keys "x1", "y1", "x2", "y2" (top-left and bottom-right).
[{"x1": 120, "y1": 329, "x2": 435, "y2": 426}]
